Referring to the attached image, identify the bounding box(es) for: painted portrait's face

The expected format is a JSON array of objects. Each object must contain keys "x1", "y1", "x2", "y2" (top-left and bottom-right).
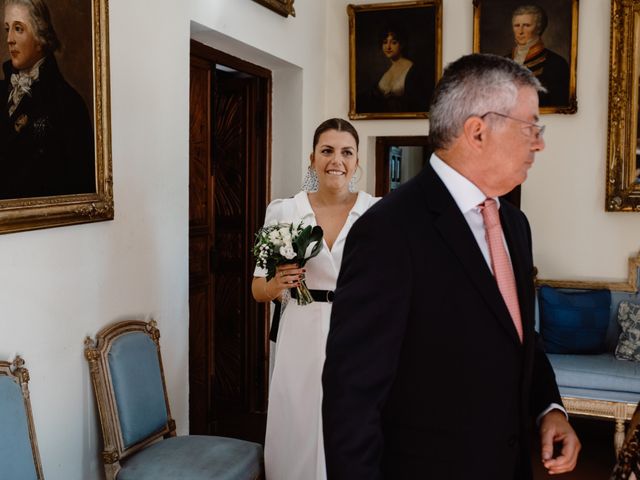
[
  {"x1": 4, "y1": 4, "x2": 44, "y2": 71},
  {"x1": 512, "y1": 13, "x2": 538, "y2": 46},
  {"x1": 310, "y1": 130, "x2": 359, "y2": 193},
  {"x1": 382, "y1": 34, "x2": 401, "y2": 61}
]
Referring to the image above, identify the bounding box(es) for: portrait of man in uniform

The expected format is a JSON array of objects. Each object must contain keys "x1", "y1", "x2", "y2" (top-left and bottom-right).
[
  {"x1": 474, "y1": 0, "x2": 578, "y2": 114},
  {"x1": 0, "y1": 0, "x2": 95, "y2": 200}
]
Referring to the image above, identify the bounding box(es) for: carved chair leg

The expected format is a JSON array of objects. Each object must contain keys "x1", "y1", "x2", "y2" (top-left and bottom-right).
[{"x1": 615, "y1": 417, "x2": 626, "y2": 455}]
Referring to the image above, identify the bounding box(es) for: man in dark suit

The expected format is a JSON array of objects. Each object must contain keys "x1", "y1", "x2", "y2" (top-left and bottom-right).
[{"x1": 322, "y1": 53, "x2": 581, "y2": 480}]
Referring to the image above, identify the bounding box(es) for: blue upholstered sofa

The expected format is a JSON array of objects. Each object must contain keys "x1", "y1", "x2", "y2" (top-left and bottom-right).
[{"x1": 536, "y1": 252, "x2": 640, "y2": 454}]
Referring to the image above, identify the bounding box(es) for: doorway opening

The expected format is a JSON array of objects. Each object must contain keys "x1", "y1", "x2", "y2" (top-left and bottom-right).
[{"x1": 189, "y1": 40, "x2": 271, "y2": 442}]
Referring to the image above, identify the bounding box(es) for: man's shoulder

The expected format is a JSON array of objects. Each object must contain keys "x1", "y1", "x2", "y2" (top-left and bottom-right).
[{"x1": 354, "y1": 172, "x2": 431, "y2": 234}]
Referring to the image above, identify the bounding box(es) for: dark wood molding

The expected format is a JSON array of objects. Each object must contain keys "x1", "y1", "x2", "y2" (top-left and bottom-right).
[{"x1": 191, "y1": 40, "x2": 272, "y2": 79}]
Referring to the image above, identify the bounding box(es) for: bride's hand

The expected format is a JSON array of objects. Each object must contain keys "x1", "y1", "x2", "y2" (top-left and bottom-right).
[{"x1": 272, "y1": 264, "x2": 305, "y2": 292}]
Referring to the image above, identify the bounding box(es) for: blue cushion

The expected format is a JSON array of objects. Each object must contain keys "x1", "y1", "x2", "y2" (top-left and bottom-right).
[
  {"x1": 548, "y1": 352, "x2": 640, "y2": 395},
  {"x1": 539, "y1": 286, "x2": 611, "y2": 354},
  {"x1": 118, "y1": 435, "x2": 263, "y2": 480},
  {"x1": 108, "y1": 332, "x2": 168, "y2": 448},
  {"x1": 557, "y1": 386, "x2": 640, "y2": 403},
  {"x1": 0, "y1": 376, "x2": 38, "y2": 479}
]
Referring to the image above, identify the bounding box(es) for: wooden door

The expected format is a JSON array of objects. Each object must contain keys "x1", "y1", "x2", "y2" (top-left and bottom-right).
[{"x1": 189, "y1": 42, "x2": 271, "y2": 443}]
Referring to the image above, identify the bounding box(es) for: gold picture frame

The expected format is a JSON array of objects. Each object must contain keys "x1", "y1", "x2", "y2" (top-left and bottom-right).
[
  {"x1": 472, "y1": 0, "x2": 579, "y2": 114},
  {"x1": 0, "y1": 0, "x2": 113, "y2": 234},
  {"x1": 606, "y1": 0, "x2": 640, "y2": 212},
  {"x1": 348, "y1": 0, "x2": 442, "y2": 120},
  {"x1": 252, "y1": 0, "x2": 295, "y2": 18}
]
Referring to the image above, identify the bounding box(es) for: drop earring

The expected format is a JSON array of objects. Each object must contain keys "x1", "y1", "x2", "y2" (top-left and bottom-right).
[
  {"x1": 301, "y1": 165, "x2": 319, "y2": 192},
  {"x1": 348, "y1": 165, "x2": 362, "y2": 193}
]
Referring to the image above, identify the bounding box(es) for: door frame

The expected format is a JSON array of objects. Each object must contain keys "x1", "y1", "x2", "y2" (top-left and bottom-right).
[{"x1": 189, "y1": 40, "x2": 272, "y2": 439}]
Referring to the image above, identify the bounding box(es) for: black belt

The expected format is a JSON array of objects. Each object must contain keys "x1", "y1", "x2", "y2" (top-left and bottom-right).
[{"x1": 290, "y1": 288, "x2": 335, "y2": 303}]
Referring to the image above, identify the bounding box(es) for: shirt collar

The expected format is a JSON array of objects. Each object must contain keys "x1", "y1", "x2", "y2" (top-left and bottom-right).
[
  {"x1": 429, "y1": 153, "x2": 500, "y2": 213},
  {"x1": 294, "y1": 190, "x2": 369, "y2": 221},
  {"x1": 294, "y1": 191, "x2": 315, "y2": 221}
]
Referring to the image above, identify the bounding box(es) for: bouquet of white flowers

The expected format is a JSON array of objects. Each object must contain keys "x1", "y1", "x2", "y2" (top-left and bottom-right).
[{"x1": 253, "y1": 221, "x2": 324, "y2": 305}]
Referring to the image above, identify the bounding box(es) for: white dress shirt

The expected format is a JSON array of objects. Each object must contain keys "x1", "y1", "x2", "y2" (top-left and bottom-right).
[
  {"x1": 429, "y1": 153, "x2": 566, "y2": 423},
  {"x1": 430, "y1": 153, "x2": 507, "y2": 274}
]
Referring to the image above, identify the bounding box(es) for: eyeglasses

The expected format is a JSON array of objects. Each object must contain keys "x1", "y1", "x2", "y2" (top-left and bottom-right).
[{"x1": 480, "y1": 111, "x2": 546, "y2": 140}]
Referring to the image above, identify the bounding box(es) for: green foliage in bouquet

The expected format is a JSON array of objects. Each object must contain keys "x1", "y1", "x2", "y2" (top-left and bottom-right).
[{"x1": 253, "y1": 221, "x2": 324, "y2": 304}]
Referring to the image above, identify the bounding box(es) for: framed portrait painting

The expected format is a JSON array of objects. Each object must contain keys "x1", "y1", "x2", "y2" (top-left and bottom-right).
[
  {"x1": 348, "y1": 0, "x2": 442, "y2": 120},
  {"x1": 252, "y1": 0, "x2": 295, "y2": 18},
  {"x1": 605, "y1": 0, "x2": 640, "y2": 211},
  {"x1": 0, "y1": 0, "x2": 112, "y2": 234},
  {"x1": 472, "y1": 0, "x2": 579, "y2": 114}
]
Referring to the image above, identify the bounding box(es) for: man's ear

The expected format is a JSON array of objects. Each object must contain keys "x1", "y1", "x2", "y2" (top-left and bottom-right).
[{"x1": 463, "y1": 116, "x2": 486, "y2": 150}]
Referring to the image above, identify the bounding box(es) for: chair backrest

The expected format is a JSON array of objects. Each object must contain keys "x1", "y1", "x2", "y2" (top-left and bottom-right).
[
  {"x1": 0, "y1": 356, "x2": 44, "y2": 480},
  {"x1": 85, "y1": 320, "x2": 175, "y2": 474}
]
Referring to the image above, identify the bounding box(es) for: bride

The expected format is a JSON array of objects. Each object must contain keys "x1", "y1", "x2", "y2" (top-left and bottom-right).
[{"x1": 252, "y1": 118, "x2": 378, "y2": 479}]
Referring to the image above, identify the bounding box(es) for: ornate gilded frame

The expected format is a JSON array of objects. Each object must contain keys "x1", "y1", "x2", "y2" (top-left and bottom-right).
[
  {"x1": 0, "y1": 356, "x2": 44, "y2": 479},
  {"x1": 0, "y1": 0, "x2": 113, "y2": 234},
  {"x1": 472, "y1": 0, "x2": 579, "y2": 114},
  {"x1": 252, "y1": 0, "x2": 295, "y2": 17},
  {"x1": 84, "y1": 320, "x2": 175, "y2": 480},
  {"x1": 348, "y1": 0, "x2": 443, "y2": 120},
  {"x1": 606, "y1": 0, "x2": 640, "y2": 211}
]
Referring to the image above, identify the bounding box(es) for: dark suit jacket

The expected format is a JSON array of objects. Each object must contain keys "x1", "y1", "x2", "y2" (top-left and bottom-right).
[
  {"x1": 0, "y1": 56, "x2": 95, "y2": 199},
  {"x1": 322, "y1": 163, "x2": 562, "y2": 480}
]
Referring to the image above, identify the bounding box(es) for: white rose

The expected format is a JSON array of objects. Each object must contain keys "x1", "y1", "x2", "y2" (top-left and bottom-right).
[
  {"x1": 281, "y1": 225, "x2": 293, "y2": 236},
  {"x1": 279, "y1": 245, "x2": 296, "y2": 260},
  {"x1": 268, "y1": 230, "x2": 281, "y2": 245}
]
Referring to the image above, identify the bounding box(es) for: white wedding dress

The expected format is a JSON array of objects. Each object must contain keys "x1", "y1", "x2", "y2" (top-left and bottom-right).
[{"x1": 254, "y1": 190, "x2": 378, "y2": 480}]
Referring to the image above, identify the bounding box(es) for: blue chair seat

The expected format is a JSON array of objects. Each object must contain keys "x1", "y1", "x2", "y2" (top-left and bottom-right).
[
  {"x1": 85, "y1": 320, "x2": 264, "y2": 479},
  {"x1": 548, "y1": 353, "x2": 640, "y2": 396},
  {"x1": 118, "y1": 435, "x2": 262, "y2": 480}
]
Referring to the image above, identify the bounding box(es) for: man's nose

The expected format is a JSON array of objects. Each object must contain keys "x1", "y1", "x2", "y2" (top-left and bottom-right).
[{"x1": 532, "y1": 136, "x2": 545, "y2": 152}]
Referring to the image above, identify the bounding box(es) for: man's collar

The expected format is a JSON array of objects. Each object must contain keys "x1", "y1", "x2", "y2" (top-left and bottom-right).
[{"x1": 429, "y1": 153, "x2": 500, "y2": 214}]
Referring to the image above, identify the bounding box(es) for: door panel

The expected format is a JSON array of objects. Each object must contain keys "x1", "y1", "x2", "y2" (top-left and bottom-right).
[{"x1": 189, "y1": 43, "x2": 270, "y2": 442}]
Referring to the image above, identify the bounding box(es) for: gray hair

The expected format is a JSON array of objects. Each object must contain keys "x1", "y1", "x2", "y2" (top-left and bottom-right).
[
  {"x1": 429, "y1": 53, "x2": 544, "y2": 150},
  {"x1": 4, "y1": 0, "x2": 60, "y2": 53},
  {"x1": 512, "y1": 4, "x2": 548, "y2": 36}
]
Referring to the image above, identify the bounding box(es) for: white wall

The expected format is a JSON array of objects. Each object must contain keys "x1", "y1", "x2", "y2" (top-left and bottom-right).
[
  {"x1": 325, "y1": 0, "x2": 640, "y2": 282},
  {"x1": 0, "y1": 1, "x2": 326, "y2": 479},
  {"x1": 1, "y1": 0, "x2": 637, "y2": 478}
]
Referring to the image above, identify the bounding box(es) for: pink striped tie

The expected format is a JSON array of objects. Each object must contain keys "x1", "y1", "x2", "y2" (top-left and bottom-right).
[{"x1": 480, "y1": 198, "x2": 523, "y2": 343}]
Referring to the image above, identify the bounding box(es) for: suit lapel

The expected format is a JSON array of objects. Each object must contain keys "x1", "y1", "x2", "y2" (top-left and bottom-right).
[{"x1": 417, "y1": 165, "x2": 522, "y2": 345}]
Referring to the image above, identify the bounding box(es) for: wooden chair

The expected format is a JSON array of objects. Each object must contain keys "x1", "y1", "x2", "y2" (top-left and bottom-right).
[
  {"x1": 0, "y1": 356, "x2": 45, "y2": 479},
  {"x1": 84, "y1": 319, "x2": 263, "y2": 480},
  {"x1": 612, "y1": 401, "x2": 640, "y2": 479}
]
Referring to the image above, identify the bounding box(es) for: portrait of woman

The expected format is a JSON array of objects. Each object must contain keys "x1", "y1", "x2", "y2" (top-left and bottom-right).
[
  {"x1": 349, "y1": 1, "x2": 441, "y2": 119},
  {"x1": 363, "y1": 26, "x2": 430, "y2": 114},
  {"x1": 0, "y1": 0, "x2": 95, "y2": 200}
]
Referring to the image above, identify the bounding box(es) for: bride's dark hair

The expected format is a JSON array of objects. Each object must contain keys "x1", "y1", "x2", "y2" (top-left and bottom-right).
[{"x1": 312, "y1": 118, "x2": 359, "y2": 150}]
